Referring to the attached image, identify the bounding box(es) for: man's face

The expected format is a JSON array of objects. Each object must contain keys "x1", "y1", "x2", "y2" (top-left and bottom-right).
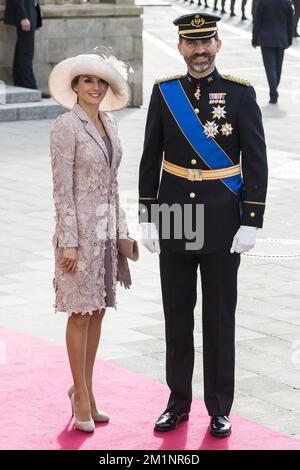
[{"x1": 177, "y1": 37, "x2": 221, "y2": 74}]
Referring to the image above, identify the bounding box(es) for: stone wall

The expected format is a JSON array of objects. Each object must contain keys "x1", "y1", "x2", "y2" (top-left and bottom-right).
[{"x1": 0, "y1": 0, "x2": 143, "y2": 106}]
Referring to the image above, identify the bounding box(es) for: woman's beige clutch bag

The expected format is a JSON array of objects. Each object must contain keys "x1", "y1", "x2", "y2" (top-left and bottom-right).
[{"x1": 117, "y1": 236, "x2": 139, "y2": 262}]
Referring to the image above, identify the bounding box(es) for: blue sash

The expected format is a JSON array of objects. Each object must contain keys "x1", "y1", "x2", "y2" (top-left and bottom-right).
[{"x1": 159, "y1": 80, "x2": 244, "y2": 197}]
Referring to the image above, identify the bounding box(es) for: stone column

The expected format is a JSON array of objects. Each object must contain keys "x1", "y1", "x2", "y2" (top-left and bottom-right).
[{"x1": 0, "y1": 0, "x2": 143, "y2": 106}]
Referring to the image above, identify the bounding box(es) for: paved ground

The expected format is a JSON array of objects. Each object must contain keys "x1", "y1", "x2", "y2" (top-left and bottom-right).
[{"x1": 1, "y1": 1, "x2": 300, "y2": 442}]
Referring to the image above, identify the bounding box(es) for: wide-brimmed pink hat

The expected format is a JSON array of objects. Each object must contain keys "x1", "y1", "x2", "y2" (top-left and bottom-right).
[{"x1": 48, "y1": 53, "x2": 131, "y2": 112}]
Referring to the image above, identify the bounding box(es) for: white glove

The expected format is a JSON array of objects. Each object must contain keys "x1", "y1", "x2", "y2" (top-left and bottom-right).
[
  {"x1": 141, "y1": 222, "x2": 160, "y2": 254},
  {"x1": 230, "y1": 225, "x2": 258, "y2": 254}
]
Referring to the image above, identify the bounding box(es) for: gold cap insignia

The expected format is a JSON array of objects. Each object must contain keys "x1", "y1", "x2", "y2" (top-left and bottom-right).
[{"x1": 191, "y1": 16, "x2": 205, "y2": 28}]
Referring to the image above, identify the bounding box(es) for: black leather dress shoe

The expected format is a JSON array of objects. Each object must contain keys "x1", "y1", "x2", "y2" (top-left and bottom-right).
[
  {"x1": 210, "y1": 415, "x2": 232, "y2": 438},
  {"x1": 154, "y1": 411, "x2": 189, "y2": 432}
]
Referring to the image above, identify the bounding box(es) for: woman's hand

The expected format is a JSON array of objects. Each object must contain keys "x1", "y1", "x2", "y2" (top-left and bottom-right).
[{"x1": 58, "y1": 247, "x2": 78, "y2": 273}]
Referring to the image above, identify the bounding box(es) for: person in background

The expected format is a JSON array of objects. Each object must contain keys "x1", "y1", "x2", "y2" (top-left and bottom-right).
[
  {"x1": 252, "y1": 0, "x2": 294, "y2": 103},
  {"x1": 230, "y1": 0, "x2": 248, "y2": 19},
  {"x1": 3, "y1": 1, "x2": 48, "y2": 95},
  {"x1": 189, "y1": 1, "x2": 209, "y2": 7},
  {"x1": 213, "y1": 0, "x2": 227, "y2": 14}
]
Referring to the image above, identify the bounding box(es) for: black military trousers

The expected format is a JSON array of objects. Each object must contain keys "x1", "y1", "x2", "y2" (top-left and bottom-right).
[
  {"x1": 230, "y1": 0, "x2": 247, "y2": 13},
  {"x1": 159, "y1": 247, "x2": 241, "y2": 417},
  {"x1": 13, "y1": 27, "x2": 37, "y2": 90},
  {"x1": 214, "y1": 0, "x2": 226, "y2": 10},
  {"x1": 261, "y1": 47, "x2": 284, "y2": 101}
]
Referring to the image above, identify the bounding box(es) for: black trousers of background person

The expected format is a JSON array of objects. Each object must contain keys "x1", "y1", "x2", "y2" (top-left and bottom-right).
[
  {"x1": 230, "y1": 0, "x2": 247, "y2": 12},
  {"x1": 13, "y1": 5, "x2": 38, "y2": 90},
  {"x1": 261, "y1": 47, "x2": 285, "y2": 101},
  {"x1": 159, "y1": 247, "x2": 241, "y2": 417},
  {"x1": 214, "y1": 0, "x2": 226, "y2": 9}
]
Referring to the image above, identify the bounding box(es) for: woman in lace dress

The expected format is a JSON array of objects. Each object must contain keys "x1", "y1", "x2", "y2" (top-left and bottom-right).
[{"x1": 49, "y1": 54, "x2": 131, "y2": 432}]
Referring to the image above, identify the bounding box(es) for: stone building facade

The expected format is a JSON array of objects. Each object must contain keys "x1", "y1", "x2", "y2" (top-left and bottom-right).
[{"x1": 0, "y1": 0, "x2": 143, "y2": 106}]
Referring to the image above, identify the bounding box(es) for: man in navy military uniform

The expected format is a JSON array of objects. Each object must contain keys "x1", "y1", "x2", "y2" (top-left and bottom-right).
[
  {"x1": 138, "y1": 13, "x2": 268, "y2": 437},
  {"x1": 4, "y1": 0, "x2": 42, "y2": 90},
  {"x1": 252, "y1": 0, "x2": 294, "y2": 104}
]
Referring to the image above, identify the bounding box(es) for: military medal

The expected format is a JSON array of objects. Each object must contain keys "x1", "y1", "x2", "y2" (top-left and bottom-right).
[
  {"x1": 221, "y1": 122, "x2": 233, "y2": 136},
  {"x1": 212, "y1": 105, "x2": 227, "y2": 120},
  {"x1": 203, "y1": 121, "x2": 219, "y2": 138},
  {"x1": 209, "y1": 93, "x2": 226, "y2": 105},
  {"x1": 194, "y1": 84, "x2": 201, "y2": 100}
]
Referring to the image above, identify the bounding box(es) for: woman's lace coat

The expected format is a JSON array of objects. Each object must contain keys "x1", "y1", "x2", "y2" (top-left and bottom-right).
[{"x1": 50, "y1": 104, "x2": 127, "y2": 316}]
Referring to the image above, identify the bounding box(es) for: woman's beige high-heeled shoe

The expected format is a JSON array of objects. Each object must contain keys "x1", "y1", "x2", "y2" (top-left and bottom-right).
[
  {"x1": 69, "y1": 390, "x2": 95, "y2": 433},
  {"x1": 68, "y1": 385, "x2": 109, "y2": 423}
]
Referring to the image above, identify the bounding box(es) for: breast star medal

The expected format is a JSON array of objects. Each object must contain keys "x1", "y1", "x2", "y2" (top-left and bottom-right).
[
  {"x1": 203, "y1": 121, "x2": 219, "y2": 138},
  {"x1": 211, "y1": 105, "x2": 227, "y2": 120},
  {"x1": 194, "y1": 84, "x2": 201, "y2": 100},
  {"x1": 221, "y1": 122, "x2": 233, "y2": 136}
]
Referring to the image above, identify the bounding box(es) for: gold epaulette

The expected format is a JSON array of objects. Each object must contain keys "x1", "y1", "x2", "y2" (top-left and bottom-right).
[
  {"x1": 155, "y1": 74, "x2": 183, "y2": 85},
  {"x1": 221, "y1": 74, "x2": 251, "y2": 87}
]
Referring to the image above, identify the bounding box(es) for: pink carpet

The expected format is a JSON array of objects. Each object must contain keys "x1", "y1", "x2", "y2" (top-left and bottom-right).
[{"x1": 0, "y1": 326, "x2": 299, "y2": 450}]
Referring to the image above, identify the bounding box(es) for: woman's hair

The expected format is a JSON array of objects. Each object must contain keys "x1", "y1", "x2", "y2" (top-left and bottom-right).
[
  {"x1": 71, "y1": 75, "x2": 80, "y2": 103},
  {"x1": 71, "y1": 75, "x2": 80, "y2": 94}
]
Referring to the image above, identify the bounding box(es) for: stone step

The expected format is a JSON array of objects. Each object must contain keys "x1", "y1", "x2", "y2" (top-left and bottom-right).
[
  {"x1": 0, "y1": 99, "x2": 64, "y2": 122},
  {"x1": 0, "y1": 85, "x2": 42, "y2": 104}
]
